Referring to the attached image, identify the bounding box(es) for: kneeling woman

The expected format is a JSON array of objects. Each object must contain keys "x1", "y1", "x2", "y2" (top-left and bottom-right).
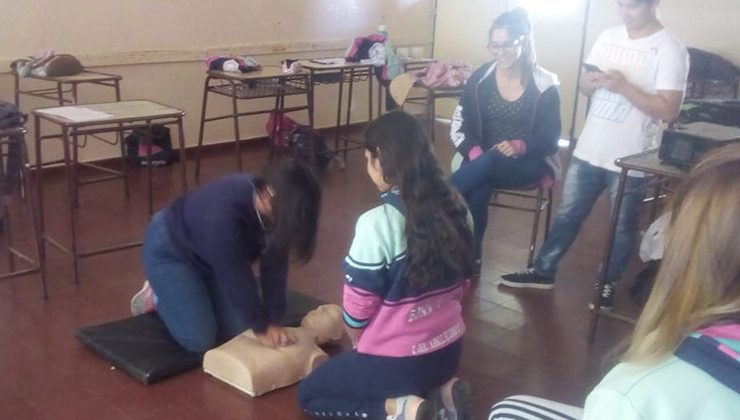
[
  {"x1": 138, "y1": 159, "x2": 321, "y2": 352},
  {"x1": 298, "y1": 112, "x2": 475, "y2": 420}
]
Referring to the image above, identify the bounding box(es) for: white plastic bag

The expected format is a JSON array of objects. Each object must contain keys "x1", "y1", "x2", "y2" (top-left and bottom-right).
[{"x1": 639, "y1": 211, "x2": 671, "y2": 262}]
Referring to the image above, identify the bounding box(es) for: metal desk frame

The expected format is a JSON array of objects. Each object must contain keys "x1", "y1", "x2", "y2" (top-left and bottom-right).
[
  {"x1": 14, "y1": 70, "x2": 122, "y2": 108},
  {"x1": 193, "y1": 68, "x2": 314, "y2": 180},
  {"x1": 588, "y1": 149, "x2": 689, "y2": 342},
  {"x1": 0, "y1": 127, "x2": 46, "y2": 298},
  {"x1": 32, "y1": 100, "x2": 188, "y2": 285},
  {"x1": 300, "y1": 61, "x2": 375, "y2": 164},
  {"x1": 14, "y1": 69, "x2": 125, "y2": 200}
]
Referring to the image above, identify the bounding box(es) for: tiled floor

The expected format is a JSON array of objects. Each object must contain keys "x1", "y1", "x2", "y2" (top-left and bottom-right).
[{"x1": 0, "y1": 122, "x2": 645, "y2": 419}]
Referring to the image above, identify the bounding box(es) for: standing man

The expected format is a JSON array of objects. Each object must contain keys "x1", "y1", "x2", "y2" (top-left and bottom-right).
[{"x1": 501, "y1": 0, "x2": 689, "y2": 310}]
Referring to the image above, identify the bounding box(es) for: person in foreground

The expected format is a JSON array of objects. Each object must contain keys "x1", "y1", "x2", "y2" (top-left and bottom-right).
[
  {"x1": 489, "y1": 144, "x2": 740, "y2": 419},
  {"x1": 298, "y1": 111, "x2": 476, "y2": 420},
  {"x1": 133, "y1": 159, "x2": 321, "y2": 353}
]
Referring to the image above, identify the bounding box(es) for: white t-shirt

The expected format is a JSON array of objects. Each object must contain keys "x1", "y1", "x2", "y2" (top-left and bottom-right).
[{"x1": 574, "y1": 26, "x2": 689, "y2": 173}]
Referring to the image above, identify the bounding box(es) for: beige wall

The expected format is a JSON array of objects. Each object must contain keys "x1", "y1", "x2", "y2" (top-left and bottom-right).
[
  {"x1": 0, "y1": 0, "x2": 435, "y2": 162},
  {"x1": 433, "y1": 0, "x2": 740, "y2": 136}
]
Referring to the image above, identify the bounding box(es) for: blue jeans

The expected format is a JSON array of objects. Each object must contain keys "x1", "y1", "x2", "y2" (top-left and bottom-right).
[
  {"x1": 297, "y1": 340, "x2": 462, "y2": 420},
  {"x1": 142, "y1": 211, "x2": 256, "y2": 352},
  {"x1": 534, "y1": 158, "x2": 647, "y2": 284},
  {"x1": 450, "y1": 150, "x2": 546, "y2": 262}
]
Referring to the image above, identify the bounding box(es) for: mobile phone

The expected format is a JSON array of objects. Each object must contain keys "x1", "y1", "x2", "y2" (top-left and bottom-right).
[{"x1": 582, "y1": 63, "x2": 603, "y2": 73}]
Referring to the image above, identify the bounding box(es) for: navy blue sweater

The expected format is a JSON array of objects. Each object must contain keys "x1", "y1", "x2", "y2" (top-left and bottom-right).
[{"x1": 165, "y1": 174, "x2": 287, "y2": 334}]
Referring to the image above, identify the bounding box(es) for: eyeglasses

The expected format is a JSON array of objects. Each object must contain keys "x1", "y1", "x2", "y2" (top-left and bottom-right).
[{"x1": 487, "y1": 36, "x2": 524, "y2": 55}]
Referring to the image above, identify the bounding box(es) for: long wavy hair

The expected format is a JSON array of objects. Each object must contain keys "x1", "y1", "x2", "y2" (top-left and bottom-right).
[
  {"x1": 489, "y1": 7, "x2": 537, "y2": 83},
  {"x1": 624, "y1": 144, "x2": 740, "y2": 364},
  {"x1": 365, "y1": 111, "x2": 475, "y2": 290}
]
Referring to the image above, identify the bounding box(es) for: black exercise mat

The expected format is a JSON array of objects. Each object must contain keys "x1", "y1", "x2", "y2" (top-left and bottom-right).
[
  {"x1": 76, "y1": 290, "x2": 327, "y2": 385},
  {"x1": 281, "y1": 290, "x2": 328, "y2": 327}
]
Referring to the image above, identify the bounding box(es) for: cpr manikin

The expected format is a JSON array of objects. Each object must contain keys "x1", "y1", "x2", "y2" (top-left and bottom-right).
[{"x1": 203, "y1": 304, "x2": 344, "y2": 396}]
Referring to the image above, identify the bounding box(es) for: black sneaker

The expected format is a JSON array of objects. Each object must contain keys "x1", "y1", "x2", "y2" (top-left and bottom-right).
[
  {"x1": 589, "y1": 281, "x2": 615, "y2": 311},
  {"x1": 429, "y1": 377, "x2": 473, "y2": 420},
  {"x1": 499, "y1": 268, "x2": 555, "y2": 290}
]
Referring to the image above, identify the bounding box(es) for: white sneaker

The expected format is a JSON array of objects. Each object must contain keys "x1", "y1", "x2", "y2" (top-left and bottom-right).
[{"x1": 130, "y1": 280, "x2": 156, "y2": 316}]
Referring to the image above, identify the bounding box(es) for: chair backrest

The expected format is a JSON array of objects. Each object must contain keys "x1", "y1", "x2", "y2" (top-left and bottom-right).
[{"x1": 686, "y1": 48, "x2": 739, "y2": 99}]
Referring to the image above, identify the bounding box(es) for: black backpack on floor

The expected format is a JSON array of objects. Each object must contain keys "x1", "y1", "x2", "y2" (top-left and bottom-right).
[
  {"x1": 287, "y1": 127, "x2": 335, "y2": 172},
  {"x1": 125, "y1": 125, "x2": 177, "y2": 166}
]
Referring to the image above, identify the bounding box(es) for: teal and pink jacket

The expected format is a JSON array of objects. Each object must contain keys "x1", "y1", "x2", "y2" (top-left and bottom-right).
[{"x1": 342, "y1": 190, "x2": 466, "y2": 358}]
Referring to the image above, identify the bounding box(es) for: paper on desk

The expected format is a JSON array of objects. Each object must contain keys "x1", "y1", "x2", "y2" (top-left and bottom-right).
[
  {"x1": 310, "y1": 58, "x2": 346, "y2": 66},
  {"x1": 36, "y1": 106, "x2": 114, "y2": 122}
]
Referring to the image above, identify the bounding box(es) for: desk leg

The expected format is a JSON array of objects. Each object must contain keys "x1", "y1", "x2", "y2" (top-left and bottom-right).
[
  {"x1": 649, "y1": 181, "x2": 662, "y2": 221},
  {"x1": 61, "y1": 127, "x2": 80, "y2": 285},
  {"x1": 57, "y1": 82, "x2": 64, "y2": 106},
  {"x1": 33, "y1": 116, "x2": 47, "y2": 270},
  {"x1": 0, "y1": 146, "x2": 14, "y2": 272},
  {"x1": 345, "y1": 69, "x2": 355, "y2": 162},
  {"x1": 113, "y1": 80, "x2": 130, "y2": 196},
  {"x1": 22, "y1": 138, "x2": 48, "y2": 299},
  {"x1": 377, "y1": 82, "x2": 382, "y2": 117},
  {"x1": 145, "y1": 122, "x2": 154, "y2": 216},
  {"x1": 588, "y1": 168, "x2": 629, "y2": 343},
  {"x1": 71, "y1": 130, "x2": 80, "y2": 208},
  {"x1": 14, "y1": 73, "x2": 20, "y2": 107},
  {"x1": 270, "y1": 95, "x2": 281, "y2": 162},
  {"x1": 334, "y1": 70, "x2": 345, "y2": 153},
  {"x1": 176, "y1": 116, "x2": 188, "y2": 193},
  {"x1": 228, "y1": 81, "x2": 243, "y2": 172},
  {"x1": 72, "y1": 83, "x2": 79, "y2": 105},
  {"x1": 118, "y1": 123, "x2": 129, "y2": 197},
  {"x1": 368, "y1": 68, "x2": 373, "y2": 122},
  {"x1": 194, "y1": 77, "x2": 211, "y2": 182}
]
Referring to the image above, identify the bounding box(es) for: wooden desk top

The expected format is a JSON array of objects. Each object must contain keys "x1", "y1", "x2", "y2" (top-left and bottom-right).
[
  {"x1": 17, "y1": 70, "x2": 122, "y2": 83},
  {"x1": 299, "y1": 60, "x2": 373, "y2": 71},
  {"x1": 615, "y1": 149, "x2": 690, "y2": 179},
  {"x1": 33, "y1": 100, "x2": 184, "y2": 127},
  {"x1": 208, "y1": 66, "x2": 307, "y2": 81}
]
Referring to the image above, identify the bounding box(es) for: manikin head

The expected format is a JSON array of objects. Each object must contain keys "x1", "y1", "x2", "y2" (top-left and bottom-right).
[{"x1": 300, "y1": 305, "x2": 344, "y2": 345}]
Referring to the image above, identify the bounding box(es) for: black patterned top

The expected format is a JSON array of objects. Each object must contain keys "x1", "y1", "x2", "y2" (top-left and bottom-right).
[{"x1": 479, "y1": 80, "x2": 532, "y2": 150}]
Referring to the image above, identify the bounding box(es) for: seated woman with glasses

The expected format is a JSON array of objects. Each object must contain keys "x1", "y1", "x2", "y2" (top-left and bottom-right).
[{"x1": 449, "y1": 8, "x2": 561, "y2": 278}]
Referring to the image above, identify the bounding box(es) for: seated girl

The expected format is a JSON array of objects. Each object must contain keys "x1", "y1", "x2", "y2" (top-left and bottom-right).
[{"x1": 298, "y1": 111, "x2": 476, "y2": 420}]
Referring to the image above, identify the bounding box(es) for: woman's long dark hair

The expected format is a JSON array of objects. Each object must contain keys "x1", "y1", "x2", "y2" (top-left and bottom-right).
[
  {"x1": 365, "y1": 111, "x2": 475, "y2": 290},
  {"x1": 254, "y1": 159, "x2": 321, "y2": 262},
  {"x1": 489, "y1": 7, "x2": 536, "y2": 83}
]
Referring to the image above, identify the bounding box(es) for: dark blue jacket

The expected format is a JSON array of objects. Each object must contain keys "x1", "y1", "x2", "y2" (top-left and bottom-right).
[
  {"x1": 451, "y1": 62, "x2": 562, "y2": 174},
  {"x1": 165, "y1": 174, "x2": 287, "y2": 333}
]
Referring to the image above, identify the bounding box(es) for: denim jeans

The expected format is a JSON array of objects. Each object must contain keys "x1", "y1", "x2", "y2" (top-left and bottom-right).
[
  {"x1": 534, "y1": 158, "x2": 647, "y2": 284},
  {"x1": 297, "y1": 340, "x2": 462, "y2": 420},
  {"x1": 450, "y1": 150, "x2": 546, "y2": 262},
  {"x1": 142, "y1": 211, "x2": 255, "y2": 352}
]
